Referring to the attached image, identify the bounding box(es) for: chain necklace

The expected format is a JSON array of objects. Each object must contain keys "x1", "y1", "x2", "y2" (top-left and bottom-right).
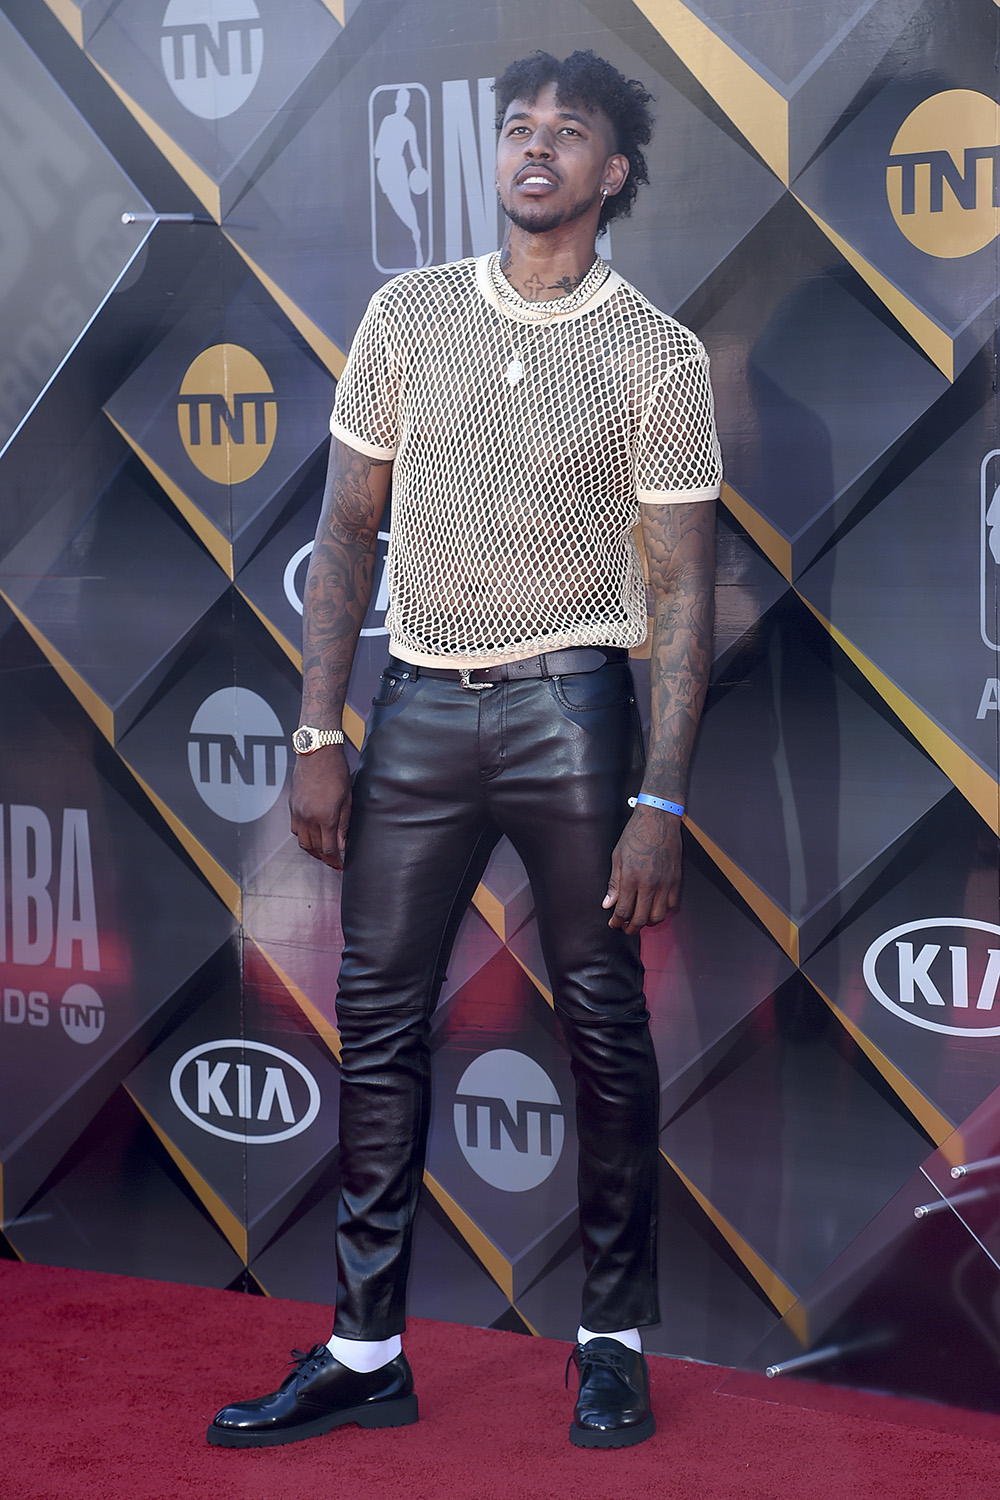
[{"x1": 488, "y1": 251, "x2": 610, "y2": 385}]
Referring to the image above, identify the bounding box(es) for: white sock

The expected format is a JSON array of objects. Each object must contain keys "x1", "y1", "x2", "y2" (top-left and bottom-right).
[
  {"x1": 326, "y1": 1333, "x2": 402, "y2": 1373},
  {"x1": 577, "y1": 1324, "x2": 642, "y2": 1352}
]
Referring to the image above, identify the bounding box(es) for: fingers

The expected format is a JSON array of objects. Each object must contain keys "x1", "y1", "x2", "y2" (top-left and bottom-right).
[
  {"x1": 605, "y1": 865, "x2": 680, "y2": 933},
  {"x1": 602, "y1": 853, "x2": 621, "y2": 912},
  {"x1": 289, "y1": 751, "x2": 352, "y2": 870},
  {"x1": 609, "y1": 882, "x2": 678, "y2": 933},
  {"x1": 606, "y1": 810, "x2": 683, "y2": 931},
  {"x1": 290, "y1": 805, "x2": 350, "y2": 871},
  {"x1": 604, "y1": 855, "x2": 653, "y2": 931}
]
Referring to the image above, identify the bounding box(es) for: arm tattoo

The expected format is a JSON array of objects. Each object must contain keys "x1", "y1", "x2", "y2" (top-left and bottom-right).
[
  {"x1": 299, "y1": 447, "x2": 391, "y2": 725},
  {"x1": 641, "y1": 503, "x2": 716, "y2": 802}
]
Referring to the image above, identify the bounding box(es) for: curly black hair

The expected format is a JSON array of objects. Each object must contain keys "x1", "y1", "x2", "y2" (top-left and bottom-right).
[{"x1": 493, "y1": 51, "x2": 655, "y2": 232}]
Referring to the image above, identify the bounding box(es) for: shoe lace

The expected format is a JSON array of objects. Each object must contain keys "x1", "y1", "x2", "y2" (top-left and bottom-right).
[
  {"x1": 565, "y1": 1343, "x2": 632, "y2": 1389},
  {"x1": 288, "y1": 1344, "x2": 328, "y2": 1375}
]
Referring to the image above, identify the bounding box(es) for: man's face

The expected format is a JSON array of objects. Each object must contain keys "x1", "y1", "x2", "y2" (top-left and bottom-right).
[{"x1": 495, "y1": 81, "x2": 624, "y2": 235}]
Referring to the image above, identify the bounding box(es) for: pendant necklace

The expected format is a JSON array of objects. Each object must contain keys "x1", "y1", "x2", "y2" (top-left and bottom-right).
[{"x1": 489, "y1": 252, "x2": 610, "y2": 386}]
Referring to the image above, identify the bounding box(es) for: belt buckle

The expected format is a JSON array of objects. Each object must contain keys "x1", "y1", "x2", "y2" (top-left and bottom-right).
[{"x1": 459, "y1": 668, "x2": 494, "y2": 691}]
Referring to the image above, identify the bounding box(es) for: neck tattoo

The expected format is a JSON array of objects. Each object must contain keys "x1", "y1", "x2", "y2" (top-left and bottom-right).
[{"x1": 488, "y1": 251, "x2": 610, "y2": 385}]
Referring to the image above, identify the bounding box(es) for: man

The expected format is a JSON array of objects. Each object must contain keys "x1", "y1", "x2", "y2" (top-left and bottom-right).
[{"x1": 208, "y1": 48, "x2": 720, "y2": 1451}]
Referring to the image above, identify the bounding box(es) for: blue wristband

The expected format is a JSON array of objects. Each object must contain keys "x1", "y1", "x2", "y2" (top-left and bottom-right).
[{"x1": 628, "y1": 793, "x2": 685, "y2": 817}]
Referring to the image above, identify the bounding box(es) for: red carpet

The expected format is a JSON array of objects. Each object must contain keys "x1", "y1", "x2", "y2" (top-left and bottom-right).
[{"x1": 3, "y1": 1260, "x2": 1000, "y2": 1500}]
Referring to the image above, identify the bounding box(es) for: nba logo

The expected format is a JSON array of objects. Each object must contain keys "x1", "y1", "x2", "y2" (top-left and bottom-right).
[
  {"x1": 369, "y1": 83, "x2": 433, "y2": 273},
  {"x1": 981, "y1": 449, "x2": 1000, "y2": 650}
]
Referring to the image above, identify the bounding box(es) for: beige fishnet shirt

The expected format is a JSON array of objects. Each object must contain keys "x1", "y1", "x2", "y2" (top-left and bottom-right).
[{"x1": 331, "y1": 255, "x2": 721, "y2": 668}]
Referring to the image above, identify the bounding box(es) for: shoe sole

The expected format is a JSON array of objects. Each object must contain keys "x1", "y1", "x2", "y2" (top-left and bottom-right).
[
  {"x1": 206, "y1": 1394, "x2": 419, "y2": 1447},
  {"x1": 569, "y1": 1412, "x2": 656, "y2": 1449}
]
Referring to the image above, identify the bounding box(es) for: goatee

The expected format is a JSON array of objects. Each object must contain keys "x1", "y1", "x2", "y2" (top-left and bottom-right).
[{"x1": 502, "y1": 192, "x2": 597, "y2": 235}]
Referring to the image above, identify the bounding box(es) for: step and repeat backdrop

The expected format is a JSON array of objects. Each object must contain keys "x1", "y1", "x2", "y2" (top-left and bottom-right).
[{"x1": 1, "y1": 0, "x2": 999, "y2": 1411}]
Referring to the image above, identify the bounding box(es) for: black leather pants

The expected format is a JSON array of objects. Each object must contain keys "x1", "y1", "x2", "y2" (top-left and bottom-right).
[{"x1": 332, "y1": 657, "x2": 660, "y2": 1339}]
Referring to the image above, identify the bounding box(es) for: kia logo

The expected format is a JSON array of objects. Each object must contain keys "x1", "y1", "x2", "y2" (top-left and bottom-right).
[
  {"x1": 169, "y1": 1038, "x2": 321, "y2": 1143},
  {"x1": 863, "y1": 918, "x2": 1000, "y2": 1037}
]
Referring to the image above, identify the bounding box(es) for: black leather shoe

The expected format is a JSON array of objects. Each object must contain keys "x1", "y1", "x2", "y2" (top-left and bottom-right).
[
  {"x1": 567, "y1": 1338, "x2": 655, "y2": 1448},
  {"x1": 207, "y1": 1343, "x2": 418, "y2": 1447}
]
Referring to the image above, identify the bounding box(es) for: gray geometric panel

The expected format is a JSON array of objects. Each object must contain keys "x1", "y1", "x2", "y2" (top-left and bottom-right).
[
  {"x1": 469, "y1": 838, "x2": 535, "y2": 946},
  {"x1": 687, "y1": 0, "x2": 921, "y2": 92},
  {"x1": 408, "y1": 1192, "x2": 515, "y2": 1329},
  {"x1": 0, "y1": 10, "x2": 147, "y2": 452},
  {"x1": 125, "y1": 942, "x2": 340, "y2": 1260},
  {"x1": 921, "y1": 1088, "x2": 1000, "y2": 1272},
  {"x1": 712, "y1": 514, "x2": 789, "y2": 670},
  {"x1": 804, "y1": 796, "x2": 1000, "y2": 1131},
  {"x1": 235, "y1": 479, "x2": 322, "y2": 658},
  {"x1": 797, "y1": 392, "x2": 1000, "y2": 786},
  {"x1": 641, "y1": 844, "x2": 797, "y2": 1119},
  {"x1": 661, "y1": 1001, "x2": 933, "y2": 1296},
  {"x1": 3, "y1": 1086, "x2": 243, "y2": 1286},
  {"x1": 517, "y1": 1158, "x2": 780, "y2": 1364},
  {"x1": 703, "y1": 205, "x2": 948, "y2": 577},
  {"x1": 425, "y1": 951, "x2": 578, "y2": 1300},
  {"x1": 0, "y1": 623, "x2": 236, "y2": 1223},
  {"x1": 235, "y1": 480, "x2": 397, "y2": 728},
  {"x1": 240, "y1": 837, "x2": 345, "y2": 1029},
  {"x1": 506, "y1": 841, "x2": 798, "y2": 1119},
  {"x1": 105, "y1": 266, "x2": 335, "y2": 567},
  {"x1": 734, "y1": 1162, "x2": 1000, "y2": 1415},
  {"x1": 0, "y1": 469, "x2": 228, "y2": 740},
  {"x1": 433, "y1": 904, "x2": 506, "y2": 1015},
  {"x1": 689, "y1": 606, "x2": 952, "y2": 958},
  {"x1": 84, "y1": 0, "x2": 343, "y2": 197},
  {"x1": 792, "y1": 11, "x2": 1000, "y2": 380},
  {"x1": 117, "y1": 600, "x2": 301, "y2": 886}
]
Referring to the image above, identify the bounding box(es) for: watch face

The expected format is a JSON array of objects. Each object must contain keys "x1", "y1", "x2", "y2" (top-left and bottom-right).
[{"x1": 292, "y1": 727, "x2": 315, "y2": 753}]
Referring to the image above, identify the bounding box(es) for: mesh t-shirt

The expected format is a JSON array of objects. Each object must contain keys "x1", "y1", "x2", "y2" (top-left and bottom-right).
[{"x1": 330, "y1": 254, "x2": 721, "y2": 667}]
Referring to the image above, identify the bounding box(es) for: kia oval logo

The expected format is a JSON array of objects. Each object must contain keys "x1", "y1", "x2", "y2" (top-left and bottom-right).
[
  {"x1": 169, "y1": 1039, "x2": 321, "y2": 1143},
  {"x1": 863, "y1": 918, "x2": 1000, "y2": 1036}
]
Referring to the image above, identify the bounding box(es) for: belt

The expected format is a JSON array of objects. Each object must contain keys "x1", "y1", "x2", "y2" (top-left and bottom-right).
[{"x1": 389, "y1": 645, "x2": 627, "y2": 691}]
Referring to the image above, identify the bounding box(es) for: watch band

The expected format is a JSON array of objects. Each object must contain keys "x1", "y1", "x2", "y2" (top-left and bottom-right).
[{"x1": 292, "y1": 725, "x2": 345, "y2": 754}]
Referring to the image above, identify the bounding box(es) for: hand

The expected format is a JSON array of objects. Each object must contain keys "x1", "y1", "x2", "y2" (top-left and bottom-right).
[
  {"x1": 289, "y1": 746, "x2": 352, "y2": 870},
  {"x1": 603, "y1": 806, "x2": 683, "y2": 933}
]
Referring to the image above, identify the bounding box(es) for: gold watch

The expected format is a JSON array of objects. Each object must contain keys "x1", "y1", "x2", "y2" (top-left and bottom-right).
[{"x1": 292, "y1": 725, "x2": 345, "y2": 754}]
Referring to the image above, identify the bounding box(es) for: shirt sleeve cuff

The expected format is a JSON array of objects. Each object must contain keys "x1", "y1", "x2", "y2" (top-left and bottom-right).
[
  {"x1": 329, "y1": 416, "x2": 396, "y2": 461},
  {"x1": 638, "y1": 483, "x2": 720, "y2": 505}
]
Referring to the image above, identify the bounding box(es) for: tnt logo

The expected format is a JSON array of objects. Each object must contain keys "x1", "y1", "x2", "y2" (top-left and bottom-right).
[
  {"x1": 177, "y1": 344, "x2": 277, "y2": 485},
  {"x1": 59, "y1": 984, "x2": 105, "y2": 1044},
  {"x1": 863, "y1": 918, "x2": 1000, "y2": 1037},
  {"x1": 886, "y1": 90, "x2": 1000, "y2": 258},
  {"x1": 454, "y1": 1049, "x2": 565, "y2": 1192},
  {"x1": 187, "y1": 686, "x2": 287, "y2": 823},
  {"x1": 284, "y1": 532, "x2": 391, "y2": 636},
  {"x1": 161, "y1": 0, "x2": 263, "y2": 120},
  {"x1": 169, "y1": 1038, "x2": 321, "y2": 1143}
]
